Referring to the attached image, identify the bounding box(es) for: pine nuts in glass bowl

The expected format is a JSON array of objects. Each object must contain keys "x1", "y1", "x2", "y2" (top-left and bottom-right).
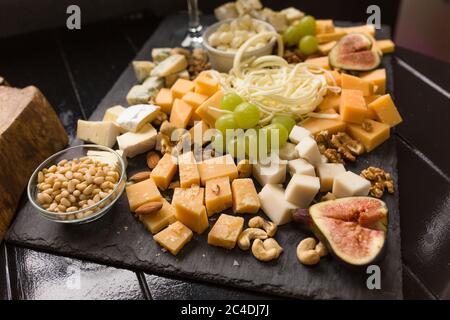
[{"x1": 27, "y1": 145, "x2": 126, "y2": 224}]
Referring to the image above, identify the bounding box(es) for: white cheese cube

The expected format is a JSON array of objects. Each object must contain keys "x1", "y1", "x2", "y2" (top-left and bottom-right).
[
  {"x1": 252, "y1": 160, "x2": 287, "y2": 186},
  {"x1": 285, "y1": 174, "x2": 320, "y2": 208},
  {"x1": 117, "y1": 123, "x2": 157, "y2": 158},
  {"x1": 288, "y1": 158, "x2": 315, "y2": 176},
  {"x1": 116, "y1": 104, "x2": 160, "y2": 133},
  {"x1": 289, "y1": 125, "x2": 312, "y2": 144},
  {"x1": 278, "y1": 142, "x2": 299, "y2": 160},
  {"x1": 316, "y1": 163, "x2": 346, "y2": 192},
  {"x1": 332, "y1": 171, "x2": 371, "y2": 198},
  {"x1": 76, "y1": 120, "x2": 120, "y2": 148},
  {"x1": 142, "y1": 76, "x2": 164, "y2": 92},
  {"x1": 126, "y1": 85, "x2": 151, "y2": 106},
  {"x1": 132, "y1": 61, "x2": 155, "y2": 83},
  {"x1": 295, "y1": 136, "x2": 322, "y2": 165},
  {"x1": 151, "y1": 54, "x2": 187, "y2": 77},
  {"x1": 258, "y1": 184, "x2": 298, "y2": 225},
  {"x1": 103, "y1": 105, "x2": 126, "y2": 133}
]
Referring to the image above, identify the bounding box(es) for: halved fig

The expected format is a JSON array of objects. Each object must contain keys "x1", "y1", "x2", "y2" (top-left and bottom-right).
[
  {"x1": 329, "y1": 33, "x2": 381, "y2": 71},
  {"x1": 294, "y1": 197, "x2": 388, "y2": 266}
]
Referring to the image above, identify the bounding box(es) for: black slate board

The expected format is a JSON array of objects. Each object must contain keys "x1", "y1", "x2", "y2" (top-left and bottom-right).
[{"x1": 6, "y1": 14, "x2": 402, "y2": 299}]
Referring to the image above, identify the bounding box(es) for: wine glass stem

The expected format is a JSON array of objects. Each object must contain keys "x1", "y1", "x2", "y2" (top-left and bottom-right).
[{"x1": 187, "y1": 0, "x2": 201, "y2": 34}]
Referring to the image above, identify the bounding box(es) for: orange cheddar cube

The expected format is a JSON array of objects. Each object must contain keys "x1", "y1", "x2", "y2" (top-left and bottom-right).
[
  {"x1": 153, "y1": 221, "x2": 193, "y2": 255},
  {"x1": 317, "y1": 94, "x2": 340, "y2": 112},
  {"x1": 195, "y1": 90, "x2": 224, "y2": 127},
  {"x1": 305, "y1": 56, "x2": 330, "y2": 69},
  {"x1": 182, "y1": 91, "x2": 208, "y2": 109},
  {"x1": 171, "y1": 78, "x2": 195, "y2": 99},
  {"x1": 170, "y1": 98, "x2": 194, "y2": 129},
  {"x1": 300, "y1": 109, "x2": 346, "y2": 135},
  {"x1": 347, "y1": 119, "x2": 390, "y2": 152},
  {"x1": 376, "y1": 40, "x2": 395, "y2": 54},
  {"x1": 207, "y1": 214, "x2": 244, "y2": 250},
  {"x1": 341, "y1": 73, "x2": 374, "y2": 96},
  {"x1": 339, "y1": 89, "x2": 368, "y2": 124},
  {"x1": 340, "y1": 25, "x2": 375, "y2": 36},
  {"x1": 178, "y1": 151, "x2": 200, "y2": 188},
  {"x1": 194, "y1": 72, "x2": 219, "y2": 97},
  {"x1": 368, "y1": 94, "x2": 402, "y2": 127},
  {"x1": 198, "y1": 154, "x2": 238, "y2": 185},
  {"x1": 126, "y1": 178, "x2": 161, "y2": 211},
  {"x1": 139, "y1": 198, "x2": 177, "y2": 234},
  {"x1": 189, "y1": 120, "x2": 210, "y2": 146},
  {"x1": 360, "y1": 69, "x2": 386, "y2": 94},
  {"x1": 151, "y1": 153, "x2": 178, "y2": 190},
  {"x1": 205, "y1": 176, "x2": 232, "y2": 216},
  {"x1": 155, "y1": 88, "x2": 174, "y2": 114},
  {"x1": 172, "y1": 186, "x2": 208, "y2": 234},
  {"x1": 231, "y1": 178, "x2": 260, "y2": 214}
]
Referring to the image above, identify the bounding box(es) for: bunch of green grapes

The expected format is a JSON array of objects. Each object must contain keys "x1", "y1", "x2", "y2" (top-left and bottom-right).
[{"x1": 283, "y1": 15, "x2": 318, "y2": 56}]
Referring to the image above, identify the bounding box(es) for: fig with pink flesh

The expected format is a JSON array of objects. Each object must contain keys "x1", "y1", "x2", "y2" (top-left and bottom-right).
[
  {"x1": 293, "y1": 197, "x2": 388, "y2": 266},
  {"x1": 329, "y1": 33, "x2": 381, "y2": 71}
]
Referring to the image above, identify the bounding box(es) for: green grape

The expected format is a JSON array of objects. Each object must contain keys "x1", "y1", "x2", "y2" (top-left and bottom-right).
[
  {"x1": 233, "y1": 102, "x2": 260, "y2": 129},
  {"x1": 264, "y1": 123, "x2": 289, "y2": 149},
  {"x1": 271, "y1": 115, "x2": 296, "y2": 133},
  {"x1": 215, "y1": 114, "x2": 237, "y2": 135},
  {"x1": 283, "y1": 25, "x2": 302, "y2": 47},
  {"x1": 220, "y1": 93, "x2": 243, "y2": 111},
  {"x1": 299, "y1": 35, "x2": 318, "y2": 55},
  {"x1": 297, "y1": 15, "x2": 316, "y2": 37}
]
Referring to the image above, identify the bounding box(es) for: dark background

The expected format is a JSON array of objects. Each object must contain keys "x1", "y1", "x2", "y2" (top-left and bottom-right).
[{"x1": 0, "y1": 0, "x2": 449, "y2": 300}]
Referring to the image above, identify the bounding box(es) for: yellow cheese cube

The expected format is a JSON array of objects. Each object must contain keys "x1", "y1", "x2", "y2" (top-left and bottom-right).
[
  {"x1": 300, "y1": 109, "x2": 346, "y2": 135},
  {"x1": 231, "y1": 178, "x2": 260, "y2": 214},
  {"x1": 155, "y1": 88, "x2": 174, "y2": 114},
  {"x1": 376, "y1": 40, "x2": 395, "y2": 54},
  {"x1": 172, "y1": 186, "x2": 208, "y2": 234},
  {"x1": 317, "y1": 94, "x2": 340, "y2": 112},
  {"x1": 178, "y1": 151, "x2": 200, "y2": 188},
  {"x1": 368, "y1": 94, "x2": 402, "y2": 127},
  {"x1": 150, "y1": 153, "x2": 178, "y2": 190},
  {"x1": 194, "y1": 71, "x2": 219, "y2": 97},
  {"x1": 103, "y1": 105, "x2": 125, "y2": 122},
  {"x1": 305, "y1": 56, "x2": 330, "y2": 69},
  {"x1": 207, "y1": 214, "x2": 244, "y2": 250},
  {"x1": 189, "y1": 120, "x2": 210, "y2": 146},
  {"x1": 205, "y1": 177, "x2": 232, "y2": 216},
  {"x1": 315, "y1": 19, "x2": 334, "y2": 34},
  {"x1": 340, "y1": 25, "x2": 375, "y2": 36},
  {"x1": 316, "y1": 29, "x2": 346, "y2": 44},
  {"x1": 153, "y1": 221, "x2": 193, "y2": 255},
  {"x1": 198, "y1": 154, "x2": 238, "y2": 185},
  {"x1": 195, "y1": 90, "x2": 224, "y2": 127},
  {"x1": 318, "y1": 41, "x2": 336, "y2": 55},
  {"x1": 139, "y1": 198, "x2": 177, "y2": 234},
  {"x1": 126, "y1": 178, "x2": 162, "y2": 211},
  {"x1": 170, "y1": 78, "x2": 195, "y2": 99},
  {"x1": 363, "y1": 96, "x2": 381, "y2": 120},
  {"x1": 339, "y1": 89, "x2": 368, "y2": 124},
  {"x1": 347, "y1": 119, "x2": 390, "y2": 152},
  {"x1": 169, "y1": 99, "x2": 194, "y2": 129},
  {"x1": 360, "y1": 69, "x2": 386, "y2": 94},
  {"x1": 341, "y1": 73, "x2": 374, "y2": 96}
]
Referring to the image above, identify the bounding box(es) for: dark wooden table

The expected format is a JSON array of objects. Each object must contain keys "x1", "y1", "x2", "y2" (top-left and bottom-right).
[{"x1": 0, "y1": 13, "x2": 449, "y2": 300}]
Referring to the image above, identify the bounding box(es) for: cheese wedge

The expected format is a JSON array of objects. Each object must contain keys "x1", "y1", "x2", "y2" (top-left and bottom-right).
[
  {"x1": 116, "y1": 104, "x2": 160, "y2": 133},
  {"x1": 76, "y1": 120, "x2": 120, "y2": 148},
  {"x1": 116, "y1": 123, "x2": 157, "y2": 157}
]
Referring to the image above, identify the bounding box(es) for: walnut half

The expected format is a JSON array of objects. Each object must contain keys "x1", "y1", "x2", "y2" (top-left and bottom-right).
[{"x1": 360, "y1": 166, "x2": 395, "y2": 198}]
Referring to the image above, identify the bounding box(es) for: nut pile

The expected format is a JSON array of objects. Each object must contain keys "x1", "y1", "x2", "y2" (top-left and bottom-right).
[
  {"x1": 360, "y1": 166, "x2": 395, "y2": 198},
  {"x1": 315, "y1": 130, "x2": 365, "y2": 163},
  {"x1": 36, "y1": 157, "x2": 120, "y2": 219}
]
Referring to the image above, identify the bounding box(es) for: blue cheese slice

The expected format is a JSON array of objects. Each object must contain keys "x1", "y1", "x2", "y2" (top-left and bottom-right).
[
  {"x1": 132, "y1": 61, "x2": 156, "y2": 83},
  {"x1": 152, "y1": 48, "x2": 172, "y2": 63},
  {"x1": 142, "y1": 76, "x2": 164, "y2": 92},
  {"x1": 126, "y1": 85, "x2": 151, "y2": 105},
  {"x1": 117, "y1": 123, "x2": 157, "y2": 158},
  {"x1": 116, "y1": 104, "x2": 160, "y2": 133},
  {"x1": 76, "y1": 120, "x2": 120, "y2": 148},
  {"x1": 151, "y1": 54, "x2": 187, "y2": 77}
]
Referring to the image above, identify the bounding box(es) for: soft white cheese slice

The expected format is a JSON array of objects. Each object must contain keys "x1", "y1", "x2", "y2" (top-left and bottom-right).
[
  {"x1": 117, "y1": 123, "x2": 157, "y2": 158},
  {"x1": 258, "y1": 184, "x2": 298, "y2": 225},
  {"x1": 116, "y1": 104, "x2": 160, "y2": 133},
  {"x1": 76, "y1": 120, "x2": 120, "y2": 148},
  {"x1": 151, "y1": 54, "x2": 187, "y2": 77}
]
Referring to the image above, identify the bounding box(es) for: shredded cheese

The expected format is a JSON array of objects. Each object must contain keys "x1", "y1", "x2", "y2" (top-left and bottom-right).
[{"x1": 212, "y1": 31, "x2": 339, "y2": 124}]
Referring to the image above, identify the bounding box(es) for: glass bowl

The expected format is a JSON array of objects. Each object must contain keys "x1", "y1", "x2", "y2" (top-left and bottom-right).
[{"x1": 27, "y1": 144, "x2": 126, "y2": 224}]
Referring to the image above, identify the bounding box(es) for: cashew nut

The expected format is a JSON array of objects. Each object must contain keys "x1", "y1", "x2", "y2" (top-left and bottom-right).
[
  {"x1": 296, "y1": 237, "x2": 327, "y2": 265},
  {"x1": 248, "y1": 216, "x2": 277, "y2": 237},
  {"x1": 238, "y1": 228, "x2": 268, "y2": 250},
  {"x1": 251, "y1": 238, "x2": 283, "y2": 262}
]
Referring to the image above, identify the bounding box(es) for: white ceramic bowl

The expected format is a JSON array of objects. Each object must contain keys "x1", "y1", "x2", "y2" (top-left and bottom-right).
[{"x1": 202, "y1": 18, "x2": 277, "y2": 72}]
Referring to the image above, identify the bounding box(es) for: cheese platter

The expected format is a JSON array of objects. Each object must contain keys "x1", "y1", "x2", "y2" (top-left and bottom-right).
[{"x1": 6, "y1": 5, "x2": 402, "y2": 299}]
